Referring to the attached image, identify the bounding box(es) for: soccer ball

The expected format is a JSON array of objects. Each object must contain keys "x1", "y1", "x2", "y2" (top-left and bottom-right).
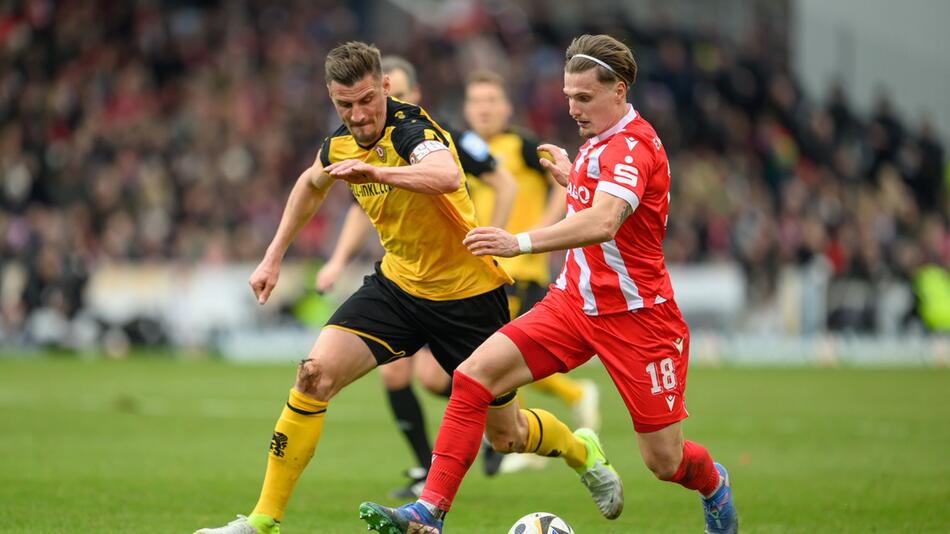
[{"x1": 507, "y1": 512, "x2": 574, "y2": 534}]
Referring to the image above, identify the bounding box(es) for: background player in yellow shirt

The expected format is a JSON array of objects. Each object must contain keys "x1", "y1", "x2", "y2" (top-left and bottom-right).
[
  {"x1": 315, "y1": 55, "x2": 518, "y2": 499},
  {"x1": 463, "y1": 70, "x2": 601, "y2": 472}
]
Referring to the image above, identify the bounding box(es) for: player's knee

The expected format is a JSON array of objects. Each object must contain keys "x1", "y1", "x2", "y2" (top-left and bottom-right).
[{"x1": 295, "y1": 358, "x2": 337, "y2": 400}]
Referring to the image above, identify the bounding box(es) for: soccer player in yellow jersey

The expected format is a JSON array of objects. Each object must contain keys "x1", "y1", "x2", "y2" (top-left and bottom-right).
[
  {"x1": 195, "y1": 42, "x2": 613, "y2": 534},
  {"x1": 319, "y1": 59, "x2": 601, "y2": 492},
  {"x1": 315, "y1": 55, "x2": 518, "y2": 498}
]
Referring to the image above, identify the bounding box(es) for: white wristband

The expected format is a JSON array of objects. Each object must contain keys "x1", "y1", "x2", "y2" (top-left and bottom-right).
[{"x1": 516, "y1": 232, "x2": 533, "y2": 254}]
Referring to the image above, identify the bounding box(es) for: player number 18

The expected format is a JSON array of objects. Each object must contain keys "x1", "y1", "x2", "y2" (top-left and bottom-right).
[{"x1": 647, "y1": 358, "x2": 676, "y2": 394}]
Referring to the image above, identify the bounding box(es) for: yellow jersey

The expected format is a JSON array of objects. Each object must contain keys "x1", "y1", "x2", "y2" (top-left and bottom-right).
[
  {"x1": 319, "y1": 98, "x2": 511, "y2": 300},
  {"x1": 468, "y1": 128, "x2": 552, "y2": 284}
]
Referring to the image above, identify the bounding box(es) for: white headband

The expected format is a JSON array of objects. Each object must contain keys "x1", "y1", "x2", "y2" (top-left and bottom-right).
[{"x1": 571, "y1": 53, "x2": 618, "y2": 76}]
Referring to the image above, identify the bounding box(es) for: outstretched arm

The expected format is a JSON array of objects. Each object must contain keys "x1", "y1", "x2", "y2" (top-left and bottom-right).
[{"x1": 250, "y1": 153, "x2": 334, "y2": 304}]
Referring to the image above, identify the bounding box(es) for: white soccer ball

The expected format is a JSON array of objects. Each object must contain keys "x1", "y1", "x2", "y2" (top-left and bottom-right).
[{"x1": 507, "y1": 512, "x2": 574, "y2": 534}]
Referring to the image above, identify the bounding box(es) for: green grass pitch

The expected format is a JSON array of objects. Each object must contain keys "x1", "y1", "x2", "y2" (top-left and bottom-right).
[{"x1": 1, "y1": 356, "x2": 948, "y2": 533}]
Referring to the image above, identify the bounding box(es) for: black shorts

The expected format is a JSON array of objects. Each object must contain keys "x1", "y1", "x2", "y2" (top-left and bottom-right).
[
  {"x1": 505, "y1": 280, "x2": 548, "y2": 318},
  {"x1": 326, "y1": 263, "x2": 509, "y2": 373}
]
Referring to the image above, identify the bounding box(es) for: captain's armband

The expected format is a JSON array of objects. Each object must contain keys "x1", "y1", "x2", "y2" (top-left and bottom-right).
[{"x1": 409, "y1": 140, "x2": 449, "y2": 165}]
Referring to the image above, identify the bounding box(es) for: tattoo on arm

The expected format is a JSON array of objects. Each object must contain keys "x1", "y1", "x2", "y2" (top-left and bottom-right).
[{"x1": 618, "y1": 204, "x2": 633, "y2": 226}]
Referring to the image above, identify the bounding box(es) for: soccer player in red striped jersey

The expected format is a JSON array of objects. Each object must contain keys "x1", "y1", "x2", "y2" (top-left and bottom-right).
[{"x1": 360, "y1": 34, "x2": 738, "y2": 534}]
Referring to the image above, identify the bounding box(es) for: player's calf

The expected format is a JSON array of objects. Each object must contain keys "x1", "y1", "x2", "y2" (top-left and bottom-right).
[
  {"x1": 642, "y1": 445, "x2": 683, "y2": 481},
  {"x1": 658, "y1": 441, "x2": 720, "y2": 495},
  {"x1": 485, "y1": 421, "x2": 528, "y2": 454}
]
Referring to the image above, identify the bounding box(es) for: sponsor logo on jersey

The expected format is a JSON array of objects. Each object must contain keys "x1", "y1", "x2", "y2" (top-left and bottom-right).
[
  {"x1": 612, "y1": 163, "x2": 639, "y2": 187},
  {"x1": 351, "y1": 182, "x2": 392, "y2": 198},
  {"x1": 567, "y1": 182, "x2": 591, "y2": 204}
]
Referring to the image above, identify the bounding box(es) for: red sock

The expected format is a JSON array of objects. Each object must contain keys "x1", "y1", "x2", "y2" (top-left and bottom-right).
[
  {"x1": 420, "y1": 370, "x2": 495, "y2": 512},
  {"x1": 664, "y1": 440, "x2": 721, "y2": 496}
]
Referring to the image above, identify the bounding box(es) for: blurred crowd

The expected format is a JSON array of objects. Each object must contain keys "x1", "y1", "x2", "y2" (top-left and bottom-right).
[{"x1": 1, "y1": 0, "x2": 947, "y2": 345}]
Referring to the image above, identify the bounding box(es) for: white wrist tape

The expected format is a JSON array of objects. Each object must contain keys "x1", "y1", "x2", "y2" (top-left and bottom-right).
[{"x1": 516, "y1": 232, "x2": 533, "y2": 254}]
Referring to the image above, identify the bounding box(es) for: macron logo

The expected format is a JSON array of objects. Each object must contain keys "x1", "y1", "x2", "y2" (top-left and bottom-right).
[
  {"x1": 673, "y1": 337, "x2": 684, "y2": 354},
  {"x1": 665, "y1": 394, "x2": 676, "y2": 411},
  {"x1": 625, "y1": 136, "x2": 638, "y2": 151}
]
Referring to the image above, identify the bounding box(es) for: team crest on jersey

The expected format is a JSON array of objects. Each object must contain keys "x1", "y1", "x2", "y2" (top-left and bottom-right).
[{"x1": 375, "y1": 145, "x2": 386, "y2": 162}]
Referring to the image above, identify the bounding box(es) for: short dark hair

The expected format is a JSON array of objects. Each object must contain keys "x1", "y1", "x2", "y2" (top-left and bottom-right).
[
  {"x1": 565, "y1": 34, "x2": 637, "y2": 91},
  {"x1": 325, "y1": 41, "x2": 382, "y2": 86},
  {"x1": 381, "y1": 56, "x2": 419, "y2": 89}
]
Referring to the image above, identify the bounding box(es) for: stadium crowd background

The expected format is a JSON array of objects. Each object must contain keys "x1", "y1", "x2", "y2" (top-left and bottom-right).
[{"x1": 1, "y1": 0, "x2": 947, "y2": 348}]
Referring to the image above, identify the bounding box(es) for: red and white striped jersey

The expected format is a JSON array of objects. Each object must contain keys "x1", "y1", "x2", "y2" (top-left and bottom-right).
[{"x1": 553, "y1": 105, "x2": 675, "y2": 315}]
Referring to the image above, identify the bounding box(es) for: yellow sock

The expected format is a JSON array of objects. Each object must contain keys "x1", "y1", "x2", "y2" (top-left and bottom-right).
[
  {"x1": 521, "y1": 408, "x2": 587, "y2": 469},
  {"x1": 251, "y1": 388, "x2": 328, "y2": 521},
  {"x1": 529, "y1": 374, "x2": 584, "y2": 405}
]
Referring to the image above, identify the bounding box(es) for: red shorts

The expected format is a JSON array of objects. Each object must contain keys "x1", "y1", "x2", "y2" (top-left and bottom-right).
[{"x1": 500, "y1": 288, "x2": 690, "y2": 433}]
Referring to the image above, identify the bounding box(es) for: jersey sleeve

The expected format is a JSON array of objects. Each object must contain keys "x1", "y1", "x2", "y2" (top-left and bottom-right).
[
  {"x1": 455, "y1": 130, "x2": 496, "y2": 177},
  {"x1": 594, "y1": 136, "x2": 655, "y2": 212},
  {"x1": 391, "y1": 107, "x2": 451, "y2": 164}
]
